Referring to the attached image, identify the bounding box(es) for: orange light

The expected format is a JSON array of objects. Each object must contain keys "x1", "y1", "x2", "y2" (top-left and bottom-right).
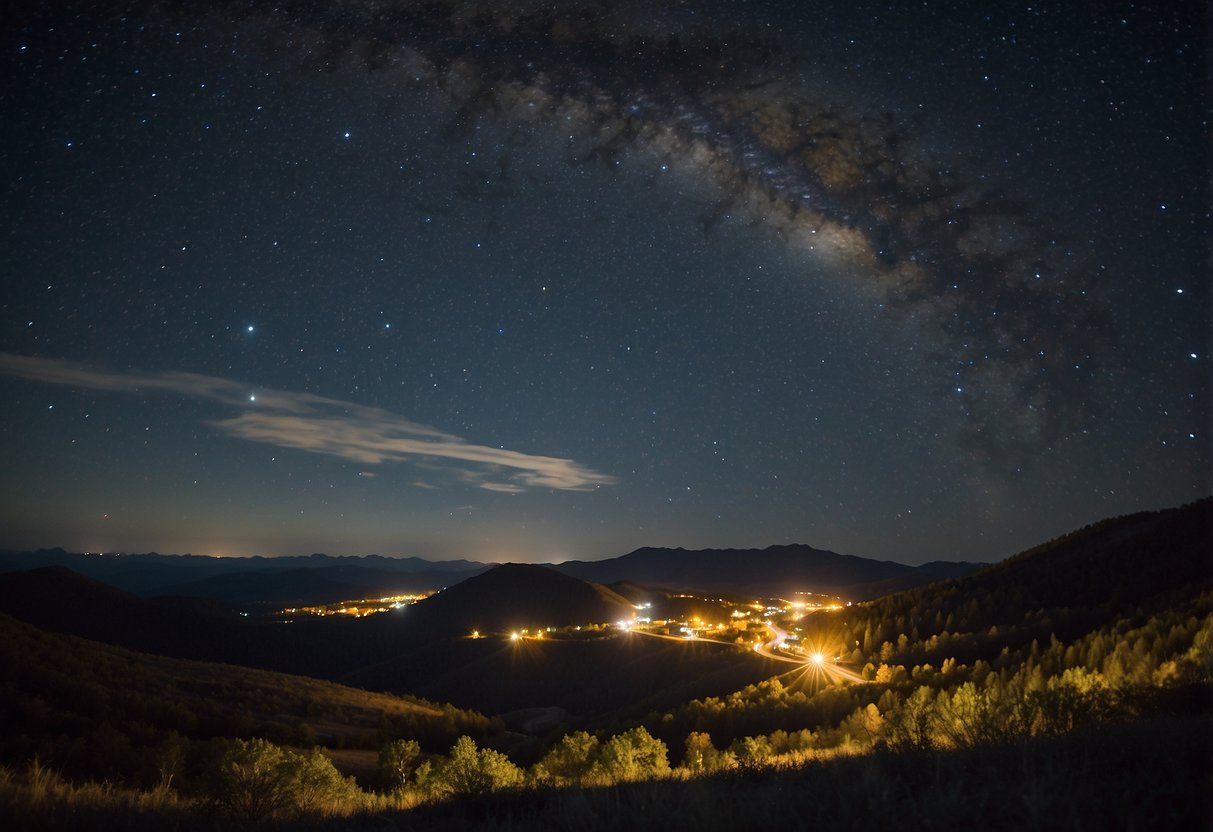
[
  {"x1": 811, "y1": 652, "x2": 825, "y2": 665},
  {"x1": 510, "y1": 632, "x2": 521, "y2": 641}
]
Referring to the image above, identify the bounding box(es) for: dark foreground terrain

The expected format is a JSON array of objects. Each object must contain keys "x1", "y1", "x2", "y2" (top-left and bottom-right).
[{"x1": 2, "y1": 714, "x2": 1209, "y2": 831}]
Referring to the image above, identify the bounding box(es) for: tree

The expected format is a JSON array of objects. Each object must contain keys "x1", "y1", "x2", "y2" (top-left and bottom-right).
[
  {"x1": 535, "y1": 731, "x2": 599, "y2": 785},
  {"x1": 681, "y1": 731, "x2": 733, "y2": 773},
  {"x1": 934, "y1": 682, "x2": 1028, "y2": 748},
  {"x1": 290, "y1": 747, "x2": 362, "y2": 815},
  {"x1": 885, "y1": 687, "x2": 935, "y2": 751},
  {"x1": 378, "y1": 738, "x2": 422, "y2": 790},
  {"x1": 208, "y1": 738, "x2": 359, "y2": 826},
  {"x1": 838, "y1": 703, "x2": 884, "y2": 748},
  {"x1": 429, "y1": 736, "x2": 523, "y2": 798},
  {"x1": 729, "y1": 735, "x2": 773, "y2": 768},
  {"x1": 589, "y1": 727, "x2": 670, "y2": 783},
  {"x1": 209, "y1": 738, "x2": 297, "y2": 825}
]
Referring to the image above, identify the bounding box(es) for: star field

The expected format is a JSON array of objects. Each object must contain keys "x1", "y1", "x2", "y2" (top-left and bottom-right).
[{"x1": 0, "y1": 0, "x2": 1207, "y2": 564}]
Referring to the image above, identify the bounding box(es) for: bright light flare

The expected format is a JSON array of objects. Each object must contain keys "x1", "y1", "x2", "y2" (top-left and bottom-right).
[
  {"x1": 811, "y1": 652, "x2": 825, "y2": 665},
  {"x1": 510, "y1": 632, "x2": 521, "y2": 641}
]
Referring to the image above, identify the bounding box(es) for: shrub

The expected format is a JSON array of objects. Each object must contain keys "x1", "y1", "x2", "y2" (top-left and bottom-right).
[{"x1": 207, "y1": 738, "x2": 360, "y2": 826}]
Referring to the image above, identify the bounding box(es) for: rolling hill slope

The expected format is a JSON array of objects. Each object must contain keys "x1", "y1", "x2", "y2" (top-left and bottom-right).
[{"x1": 0, "y1": 610, "x2": 498, "y2": 784}]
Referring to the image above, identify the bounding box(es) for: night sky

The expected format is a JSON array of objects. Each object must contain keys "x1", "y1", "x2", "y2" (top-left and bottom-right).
[{"x1": 1, "y1": 1, "x2": 1207, "y2": 564}]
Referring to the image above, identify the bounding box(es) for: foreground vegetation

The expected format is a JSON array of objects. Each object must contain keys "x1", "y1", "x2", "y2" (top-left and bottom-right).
[{"x1": 3, "y1": 714, "x2": 1208, "y2": 831}]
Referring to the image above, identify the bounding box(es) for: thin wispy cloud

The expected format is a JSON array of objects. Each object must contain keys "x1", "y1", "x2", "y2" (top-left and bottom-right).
[
  {"x1": 0, "y1": 353, "x2": 615, "y2": 492},
  {"x1": 479, "y1": 482, "x2": 526, "y2": 494}
]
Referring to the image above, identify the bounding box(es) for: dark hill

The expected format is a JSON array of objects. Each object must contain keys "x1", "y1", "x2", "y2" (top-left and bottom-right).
[
  {"x1": 555, "y1": 544, "x2": 986, "y2": 600},
  {"x1": 0, "y1": 565, "x2": 266, "y2": 662},
  {"x1": 0, "y1": 610, "x2": 497, "y2": 782},
  {"x1": 817, "y1": 498, "x2": 1213, "y2": 671},
  {"x1": 405, "y1": 563, "x2": 636, "y2": 636},
  {"x1": 961, "y1": 499, "x2": 1212, "y2": 612}
]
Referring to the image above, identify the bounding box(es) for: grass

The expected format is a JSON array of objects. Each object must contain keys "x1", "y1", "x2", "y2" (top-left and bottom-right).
[
  {"x1": 393, "y1": 715, "x2": 1213, "y2": 831},
  {"x1": 2, "y1": 715, "x2": 1208, "y2": 831},
  {"x1": 0, "y1": 759, "x2": 191, "y2": 831}
]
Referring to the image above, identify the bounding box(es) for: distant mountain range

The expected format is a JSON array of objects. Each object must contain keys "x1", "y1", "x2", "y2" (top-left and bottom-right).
[
  {"x1": 554, "y1": 544, "x2": 985, "y2": 600},
  {"x1": 0, "y1": 542, "x2": 982, "y2": 605},
  {"x1": 0, "y1": 549, "x2": 487, "y2": 605}
]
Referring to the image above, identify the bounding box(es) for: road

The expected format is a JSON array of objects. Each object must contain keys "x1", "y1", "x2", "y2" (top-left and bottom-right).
[
  {"x1": 624, "y1": 626, "x2": 743, "y2": 649},
  {"x1": 755, "y1": 622, "x2": 867, "y2": 683},
  {"x1": 625, "y1": 621, "x2": 804, "y2": 665},
  {"x1": 752, "y1": 622, "x2": 807, "y2": 665},
  {"x1": 621, "y1": 621, "x2": 864, "y2": 681}
]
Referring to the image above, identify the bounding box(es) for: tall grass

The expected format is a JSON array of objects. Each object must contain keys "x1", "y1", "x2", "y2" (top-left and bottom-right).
[
  {"x1": 373, "y1": 714, "x2": 1213, "y2": 832},
  {"x1": 2, "y1": 716, "x2": 1209, "y2": 831},
  {"x1": 0, "y1": 758, "x2": 193, "y2": 831}
]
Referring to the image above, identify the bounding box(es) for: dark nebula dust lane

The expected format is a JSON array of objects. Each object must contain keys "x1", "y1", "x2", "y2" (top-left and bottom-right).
[
  {"x1": 151, "y1": 0, "x2": 1115, "y2": 459},
  {"x1": 0, "y1": 0, "x2": 1206, "y2": 561}
]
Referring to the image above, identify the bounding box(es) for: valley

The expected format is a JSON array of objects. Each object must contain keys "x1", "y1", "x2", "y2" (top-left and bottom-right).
[{"x1": 0, "y1": 501, "x2": 1209, "y2": 829}]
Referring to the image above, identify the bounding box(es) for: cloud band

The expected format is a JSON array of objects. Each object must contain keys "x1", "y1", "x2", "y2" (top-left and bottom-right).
[{"x1": 0, "y1": 353, "x2": 615, "y2": 492}]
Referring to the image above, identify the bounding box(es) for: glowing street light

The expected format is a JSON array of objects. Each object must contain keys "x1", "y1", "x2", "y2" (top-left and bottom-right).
[
  {"x1": 811, "y1": 652, "x2": 825, "y2": 666},
  {"x1": 510, "y1": 632, "x2": 521, "y2": 641}
]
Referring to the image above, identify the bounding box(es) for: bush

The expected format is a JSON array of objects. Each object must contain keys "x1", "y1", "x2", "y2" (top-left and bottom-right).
[
  {"x1": 425, "y1": 736, "x2": 524, "y2": 798},
  {"x1": 207, "y1": 738, "x2": 360, "y2": 826},
  {"x1": 589, "y1": 727, "x2": 670, "y2": 783}
]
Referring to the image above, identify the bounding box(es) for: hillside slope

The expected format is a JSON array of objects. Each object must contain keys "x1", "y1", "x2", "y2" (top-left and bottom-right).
[
  {"x1": 0, "y1": 611, "x2": 497, "y2": 783},
  {"x1": 781, "y1": 498, "x2": 1213, "y2": 678}
]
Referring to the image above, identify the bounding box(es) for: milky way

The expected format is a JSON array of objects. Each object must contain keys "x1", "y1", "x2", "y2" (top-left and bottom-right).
[{"x1": 167, "y1": 0, "x2": 1109, "y2": 458}]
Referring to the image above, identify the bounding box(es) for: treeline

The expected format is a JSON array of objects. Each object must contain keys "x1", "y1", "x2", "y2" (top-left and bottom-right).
[
  {"x1": 643, "y1": 591, "x2": 1213, "y2": 757},
  {"x1": 850, "y1": 499, "x2": 1212, "y2": 657},
  {"x1": 4, "y1": 705, "x2": 1210, "y2": 830},
  {"x1": 0, "y1": 725, "x2": 677, "y2": 828}
]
